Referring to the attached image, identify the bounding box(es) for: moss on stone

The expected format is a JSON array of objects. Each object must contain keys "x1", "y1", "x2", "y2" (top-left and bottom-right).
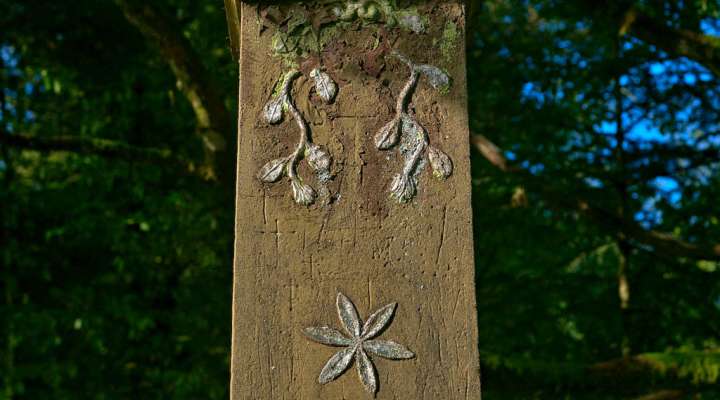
[
  {"x1": 267, "y1": 1, "x2": 428, "y2": 63},
  {"x1": 440, "y1": 20, "x2": 460, "y2": 64}
]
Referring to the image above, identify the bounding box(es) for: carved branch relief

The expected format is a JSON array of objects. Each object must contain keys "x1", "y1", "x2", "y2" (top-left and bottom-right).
[
  {"x1": 257, "y1": 69, "x2": 336, "y2": 206},
  {"x1": 375, "y1": 52, "x2": 453, "y2": 202},
  {"x1": 258, "y1": 49, "x2": 453, "y2": 205},
  {"x1": 255, "y1": 2, "x2": 454, "y2": 206}
]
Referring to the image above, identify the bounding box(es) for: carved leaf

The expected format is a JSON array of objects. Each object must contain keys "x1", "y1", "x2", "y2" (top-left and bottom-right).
[
  {"x1": 390, "y1": 173, "x2": 416, "y2": 203},
  {"x1": 428, "y1": 146, "x2": 453, "y2": 179},
  {"x1": 257, "y1": 158, "x2": 287, "y2": 183},
  {"x1": 416, "y1": 64, "x2": 451, "y2": 91},
  {"x1": 305, "y1": 143, "x2": 331, "y2": 172},
  {"x1": 263, "y1": 96, "x2": 285, "y2": 124},
  {"x1": 364, "y1": 340, "x2": 415, "y2": 360},
  {"x1": 355, "y1": 348, "x2": 377, "y2": 393},
  {"x1": 361, "y1": 303, "x2": 396, "y2": 339},
  {"x1": 290, "y1": 179, "x2": 316, "y2": 206},
  {"x1": 319, "y1": 346, "x2": 356, "y2": 384},
  {"x1": 310, "y1": 68, "x2": 337, "y2": 103},
  {"x1": 303, "y1": 326, "x2": 353, "y2": 347},
  {"x1": 374, "y1": 118, "x2": 401, "y2": 150},
  {"x1": 336, "y1": 292, "x2": 361, "y2": 337}
]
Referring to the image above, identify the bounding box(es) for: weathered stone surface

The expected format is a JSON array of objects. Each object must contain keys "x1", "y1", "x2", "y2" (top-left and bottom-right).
[{"x1": 229, "y1": 2, "x2": 481, "y2": 398}]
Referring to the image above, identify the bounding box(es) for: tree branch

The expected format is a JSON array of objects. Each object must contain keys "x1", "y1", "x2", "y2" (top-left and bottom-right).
[
  {"x1": 634, "y1": 391, "x2": 685, "y2": 400},
  {"x1": 1, "y1": 132, "x2": 206, "y2": 178},
  {"x1": 471, "y1": 133, "x2": 720, "y2": 261},
  {"x1": 115, "y1": 0, "x2": 233, "y2": 180},
  {"x1": 483, "y1": 349, "x2": 718, "y2": 390},
  {"x1": 223, "y1": 0, "x2": 242, "y2": 61},
  {"x1": 589, "y1": 351, "x2": 720, "y2": 383},
  {"x1": 471, "y1": 134, "x2": 509, "y2": 171},
  {"x1": 622, "y1": 8, "x2": 720, "y2": 76}
]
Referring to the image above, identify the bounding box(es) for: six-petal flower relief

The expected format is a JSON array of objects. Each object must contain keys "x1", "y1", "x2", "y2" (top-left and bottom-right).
[
  {"x1": 257, "y1": 69, "x2": 336, "y2": 206},
  {"x1": 375, "y1": 51, "x2": 454, "y2": 203},
  {"x1": 303, "y1": 292, "x2": 415, "y2": 394}
]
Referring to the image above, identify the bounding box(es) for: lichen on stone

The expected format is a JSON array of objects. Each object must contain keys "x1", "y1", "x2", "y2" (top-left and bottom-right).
[
  {"x1": 439, "y1": 20, "x2": 460, "y2": 63},
  {"x1": 261, "y1": 1, "x2": 427, "y2": 62}
]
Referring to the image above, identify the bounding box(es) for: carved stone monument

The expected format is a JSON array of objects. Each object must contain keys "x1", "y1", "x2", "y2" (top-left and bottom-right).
[{"x1": 225, "y1": 1, "x2": 481, "y2": 398}]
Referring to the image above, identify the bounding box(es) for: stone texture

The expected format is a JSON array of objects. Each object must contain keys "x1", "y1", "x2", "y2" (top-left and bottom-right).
[{"x1": 230, "y1": 2, "x2": 481, "y2": 398}]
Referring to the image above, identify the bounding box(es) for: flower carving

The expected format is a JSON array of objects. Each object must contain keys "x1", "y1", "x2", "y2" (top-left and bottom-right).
[{"x1": 303, "y1": 292, "x2": 415, "y2": 394}]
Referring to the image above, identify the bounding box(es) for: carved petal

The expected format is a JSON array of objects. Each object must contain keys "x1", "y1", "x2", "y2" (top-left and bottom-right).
[
  {"x1": 257, "y1": 158, "x2": 287, "y2": 183},
  {"x1": 428, "y1": 146, "x2": 453, "y2": 179},
  {"x1": 336, "y1": 292, "x2": 361, "y2": 337},
  {"x1": 305, "y1": 144, "x2": 331, "y2": 172},
  {"x1": 303, "y1": 326, "x2": 353, "y2": 347},
  {"x1": 319, "y1": 346, "x2": 356, "y2": 384},
  {"x1": 310, "y1": 68, "x2": 337, "y2": 103},
  {"x1": 290, "y1": 179, "x2": 316, "y2": 206},
  {"x1": 355, "y1": 347, "x2": 377, "y2": 393},
  {"x1": 374, "y1": 118, "x2": 401, "y2": 150},
  {"x1": 390, "y1": 173, "x2": 416, "y2": 203},
  {"x1": 416, "y1": 64, "x2": 450, "y2": 91},
  {"x1": 263, "y1": 96, "x2": 284, "y2": 124},
  {"x1": 364, "y1": 340, "x2": 415, "y2": 360},
  {"x1": 361, "y1": 302, "x2": 396, "y2": 339}
]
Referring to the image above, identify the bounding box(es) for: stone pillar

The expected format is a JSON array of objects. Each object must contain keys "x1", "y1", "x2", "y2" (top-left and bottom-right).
[{"x1": 226, "y1": 2, "x2": 481, "y2": 398}]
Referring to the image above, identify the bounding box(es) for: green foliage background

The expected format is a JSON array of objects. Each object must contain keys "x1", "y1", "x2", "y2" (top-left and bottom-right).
[{"x1": 1, "y1": 1, "x2": 719, "y2": 399}]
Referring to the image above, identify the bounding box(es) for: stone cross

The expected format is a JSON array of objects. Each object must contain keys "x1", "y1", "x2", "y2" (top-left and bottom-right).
[{"x1": 224, "y1": 1, "x2": 481, "y2": 398}]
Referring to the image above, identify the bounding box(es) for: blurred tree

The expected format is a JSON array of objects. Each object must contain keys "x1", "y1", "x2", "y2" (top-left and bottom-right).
[
  {"x1": 1, "y1": 0, "x2": 234, "y2": 398},
  {"x1": 0, "y1": 1, "x2": 718, "y2": 399},
  {"x1": 468, "y1": 1, "x2": 720, "y2": 398}
]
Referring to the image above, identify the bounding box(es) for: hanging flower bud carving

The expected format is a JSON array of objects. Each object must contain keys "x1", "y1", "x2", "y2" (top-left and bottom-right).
[
  {"x1": 375, "y1": 52, "x2": 453, "y2": 203},
  {"x1": 257, "y1": 69, "x2": 336, "y2": 206}
]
